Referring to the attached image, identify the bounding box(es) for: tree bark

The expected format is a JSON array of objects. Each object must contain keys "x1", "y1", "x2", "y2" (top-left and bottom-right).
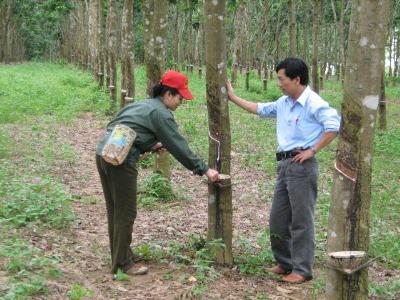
[
  {"x1": 231, "y1": 1, "x2": 247, "y2": 84},
  {"x1": 107, "y1": 0, "x2": 118, "y2": 105},
  {"x1": 378, "y1": 71, "x2": 387, "y2": 130},
  {"x1": 326, "y1": 1, "x2": 391, "y2": 299},
  {"x1": 121, "y1": 0, "x2": 135, "y2": 105},
  {"x1": 88, "y1": 0, "x2": 99, "y2": 78},
  {"x1": 204, "y1": 0, "x2": 233, "y2": 265},
  {"x1": 311, "y1": 0, "x2": 321, "y2": 93},
  {"x1": 142, "y1": 0, "x2": 167, "y2": 96},
  {"x1": 143, "y1": 0, "x2": 170, "y2": 178},
  {"x1": 302, "y1": 16, "x2": 309, "y2": 64},
  {"x1": 288, "y1": 0, "x2": 296, "y2": 56},
  {"x1": 97, "y1": 0, "x2": 105, "y2": 88}
]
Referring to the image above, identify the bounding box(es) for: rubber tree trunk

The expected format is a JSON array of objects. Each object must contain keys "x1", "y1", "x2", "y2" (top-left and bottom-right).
[
  {"x1": 231, "y1": 0, "x2": 246, "y2": 85},
  {"x1": 143, "y1": 0, "x2": 170, "y2": 179},
  {"x1": 204, "y1": 0, "x2": 233, "y2": 265},
  {"x1": 107, "y1": 0, "x2": 117, "y2": 106},
  {"x1": 288, "y1": 0, "x2": 296, "y2": 56},
  {"x1": 121, "y1": 0, "x2": 135, "y2": 106},
  {"x1": 378, "y1": 71, "x2": 387, "y2": 130},
  {"x1": 88, "y1": 0, "x2": 99, "y2": 79},
  {"x1": 326, "y1": 1, "x2": 391, "y2": 299},
  {"x1": 311, "y1": 0, "x2": 320, "y2": 93},
  {"x1": 97, "y1": 0, "x2": 105, "y2": 88}
]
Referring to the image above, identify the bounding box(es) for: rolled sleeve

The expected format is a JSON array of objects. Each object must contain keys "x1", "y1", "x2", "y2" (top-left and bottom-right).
[
  {"x1": 257, "y1": 102, "x2": 277, "y2": 118},
  {"x1": 316, "y1": 105, "x2": 341, "y2": 132}
]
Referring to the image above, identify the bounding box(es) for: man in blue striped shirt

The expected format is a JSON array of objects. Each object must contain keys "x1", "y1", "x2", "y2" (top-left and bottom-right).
[{"x1": 226, "y1": 57, "x2": 340, "y2": 283}]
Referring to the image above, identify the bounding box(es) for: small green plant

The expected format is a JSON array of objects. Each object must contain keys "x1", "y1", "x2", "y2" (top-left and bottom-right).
[
  {"x1": 0, "y1": 230, "x2": 60, "y2": 299},
  {"x1": 369, "y1": 279, "x2": 400, "y2": 299},
  {"x1": 256, "y1": 292, "x2": 269, "y2": 300},
  {"x1": 138, "y1": 172, "x2": 176, "y2": 207},
  {"x1": 235, "y1": 230, "x2": 275, "y2": 276},
  {"x1": 311, "y1": 277, "x2": 325, "y2": 299},
  {"x1": 0, "y1": 175, "x2": 74, "y2": 228},
  {"x1": 113, "y1": 269, "x2": 129, "y2": 282},
  {"x1": 192, "y1": 284, "x2": 208, "y2": 296},
  {"x1": 133, "y1": 243, "x2": 164, "y2": 262},
  {"x1": 67, "y1": 284, "x2": 94, "y2": 300},
  {"x1": 138, "y1": 154, "x2": 154, "y2": 168},
  {"x1": 4, "y1": 275, "x2": 48, "y2": 299}
]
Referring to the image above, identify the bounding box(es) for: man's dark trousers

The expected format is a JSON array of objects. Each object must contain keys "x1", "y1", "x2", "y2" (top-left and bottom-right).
[
  {"x1": 96, "y1": 155, "x2": 137, "y2": 274},
  {"x1": 270, "y1": 157, "x2": 319, "y2": 278}
]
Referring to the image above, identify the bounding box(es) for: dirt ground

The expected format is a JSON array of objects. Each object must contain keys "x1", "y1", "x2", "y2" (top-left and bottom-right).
[{"x1": 27, "y1": 113, "x2": 395, "y2": 300}]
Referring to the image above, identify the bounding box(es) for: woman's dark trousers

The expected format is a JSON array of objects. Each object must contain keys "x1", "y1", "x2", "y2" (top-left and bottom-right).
[{"x1": 96, "y1": 155, "x2": 137, "y2": 274}]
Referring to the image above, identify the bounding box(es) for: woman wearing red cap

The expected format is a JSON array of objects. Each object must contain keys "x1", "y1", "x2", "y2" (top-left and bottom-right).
[{"x1": 96, "y1": 70, "x2": 219, "y2": 276}]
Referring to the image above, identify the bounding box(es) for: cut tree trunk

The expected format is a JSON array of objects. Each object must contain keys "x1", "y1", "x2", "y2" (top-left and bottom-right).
[
  {"x1": 326, "y1": 0, "x2": 391, "y2": 299},
  {"x1": 204, "y1": 0, "x2": 233, "y2": 265}
]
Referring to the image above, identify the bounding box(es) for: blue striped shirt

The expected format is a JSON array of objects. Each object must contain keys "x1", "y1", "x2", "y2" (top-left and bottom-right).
[{"x1": 257, "y1": 86, "x2": 340, "y2": 151}]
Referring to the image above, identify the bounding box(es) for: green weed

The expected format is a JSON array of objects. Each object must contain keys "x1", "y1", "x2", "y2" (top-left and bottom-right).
[
  {"x1": 137, "y1": 172, "x2": 177, "y2": 208},
  {"x1": 0, "y1": 175, "x2": 74, "y2": 228},
  {"x1": 369, "y1": 279, "x2": 400, "y2": 299},
  {"x1": 113, "y1": 269, "x2": 129, "y2": 282},
  {"x1": 67, "y1": 284, "x2": 94, "y2": 300},
  {"x1": 0, "y1": 227, "x2": 60, "y2": 299},
  {"x1": 133, "y1": 243, "x2": 164, "y2": 262},
  {"x1": 235, "y1": 230, "x2": 275, "y2": 276},
  {"x1": 311, "y1": 277, "x2": 325, "y2": 299}
]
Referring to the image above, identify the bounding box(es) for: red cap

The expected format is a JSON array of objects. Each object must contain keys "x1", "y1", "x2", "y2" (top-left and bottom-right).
[{"x1": 160, "y1": 70, "x2": 194, "y2": 100}]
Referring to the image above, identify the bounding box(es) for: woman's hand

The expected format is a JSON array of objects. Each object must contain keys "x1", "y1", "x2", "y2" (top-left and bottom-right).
[
  {"x1": 151, "y1": 142, "x2": 166, "y2": 153},
  {"x1": 206, "y1": 168, "x2": 220, "y2": 183}
]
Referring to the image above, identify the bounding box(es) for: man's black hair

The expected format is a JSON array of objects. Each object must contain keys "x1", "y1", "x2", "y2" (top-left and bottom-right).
[
  {"x1": 275, "y1": 57, "x2": 309, "y2": 85},
  {"x1": 152, "y1": 84, "x2": 179, "y2": 98}
]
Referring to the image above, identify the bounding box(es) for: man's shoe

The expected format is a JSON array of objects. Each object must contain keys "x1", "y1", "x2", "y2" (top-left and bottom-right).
[
  {"x1": 268, "y1": 265, "x2": 291, "y2": 275},
  {"x1": 282, "y1": 272, "x2": 312, "y2": 284},
  {"x1": 126, "y1": 265, "x2": 149, "y2": 276}
]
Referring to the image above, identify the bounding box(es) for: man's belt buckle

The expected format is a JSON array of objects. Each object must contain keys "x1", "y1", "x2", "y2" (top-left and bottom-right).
[{"x1": 276, "y1": 149, "x2": 301, "y2": 161}]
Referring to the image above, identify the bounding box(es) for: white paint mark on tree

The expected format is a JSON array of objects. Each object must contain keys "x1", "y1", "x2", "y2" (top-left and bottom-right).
[
  {"x1": 218, "y1": 15, "x2": 223, "y2": 21},
  {"x1": 221, "y1": 86, "x2": 226, "y2": 94},
  {"x1": 359, "y1": 37, "x2": 368, "y2": 47},
  {"x1": 364, "y1": 153, "x2": 371, "y2": 164},
  {"x1": 208, "y1": 195, "x2": 216, "y2": 204},
  {"x1": 212, "y1": 0, "x2": 218, "y2": 6},
  {"x1": 331, "y1": 231, "x2": 337, "y2": 238},
  {"x1": 362, "y1": 95, "x2": 379, "y2": 110}
]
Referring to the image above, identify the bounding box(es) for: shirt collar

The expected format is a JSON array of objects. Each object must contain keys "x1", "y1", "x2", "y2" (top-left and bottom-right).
[{"x1": 285, "y1": 85, "x2": 310, "y2": 107}]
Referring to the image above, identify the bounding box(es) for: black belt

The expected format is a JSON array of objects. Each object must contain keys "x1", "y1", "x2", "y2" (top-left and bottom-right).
[{"x1": 276, "y1": 149, "x2": 302, "y2": 161}]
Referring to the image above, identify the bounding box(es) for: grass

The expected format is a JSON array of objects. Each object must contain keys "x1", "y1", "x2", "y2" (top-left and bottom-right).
[
  {"x1": 370, "y1": 278, "x2": 400, "y2": 299},
  {"x1": 137, "y1": 171, "x2": 178, "y2": 208},
  {"x1": 0, "y1": 61, "x2": 399, "y2": 298},
  {"x1": 0, "y1": 62, "x2": 110, "y2": 298}
]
